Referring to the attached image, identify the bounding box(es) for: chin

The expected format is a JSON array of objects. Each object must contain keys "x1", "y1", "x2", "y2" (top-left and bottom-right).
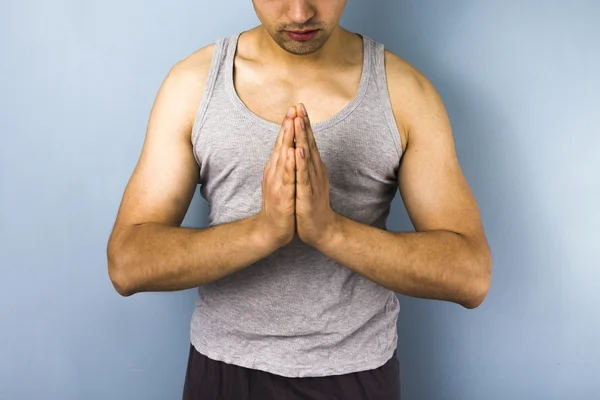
[{"x1": 275, "y1": 33, "x2": 329, "y2": 55}]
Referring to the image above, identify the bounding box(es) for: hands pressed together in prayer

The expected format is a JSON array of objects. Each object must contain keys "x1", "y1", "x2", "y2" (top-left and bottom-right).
[{"x1": 257, "y1": 104, "x2": 340, "y2": 250}]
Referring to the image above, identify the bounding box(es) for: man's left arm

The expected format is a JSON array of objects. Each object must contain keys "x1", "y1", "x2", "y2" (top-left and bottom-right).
[{"x1": 315, "y1": 55, "x2": 492, "y2": 309}]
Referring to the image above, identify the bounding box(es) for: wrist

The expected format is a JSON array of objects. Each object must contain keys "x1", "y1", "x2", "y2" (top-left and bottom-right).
[
  {"x1": 250, "y1": 214, "x2": 286, "y2": 252},
  {"x1": 314, "y1": 212, "x2": 344, "y2": 252}
]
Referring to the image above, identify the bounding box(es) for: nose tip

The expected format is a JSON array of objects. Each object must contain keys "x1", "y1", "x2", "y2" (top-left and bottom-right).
[{"x1": 288, "y1": 0, "x2": 316, "y2": 24}]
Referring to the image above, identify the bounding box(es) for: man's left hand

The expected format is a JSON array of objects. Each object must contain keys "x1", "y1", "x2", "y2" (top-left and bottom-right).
[{"x1": 293, "y1": 103, "x2": 340, "y2": 249}]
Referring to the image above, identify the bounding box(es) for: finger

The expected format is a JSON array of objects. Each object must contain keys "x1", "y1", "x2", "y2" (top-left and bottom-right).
[
  {"x1": 267, "y1": 107, "x2": 297, "y2": 176},
  {"x1": 294, "y1": 116, "x2": 316, "y2": 201},
  {"x1": 298, "y1": 103, "x2": 321, "y2": 162},
  {"x1": 283, "y1": 109, "x2": 297, "y2": 150},
  {"x1": 295, "y1": 145, "x2": 312, "y2": 197},
  {"x1": 295, "y1": 116, "x2": 318, "y2": 180},
  {"x1": 278, "y1": 107, "x2": 297, "y2": 149},
  {"x1": 282, "y1": 145, "x2": 296, "y2": 190},
  {"x1": 266, "y1": 118, "x2": 288, "y2": 178},
  {"x1": 275, "y1": 117, "x2": 295, "y2": 183},
  {"x1": 293, "y1": 113, "x2": 308, "y2": 160}
]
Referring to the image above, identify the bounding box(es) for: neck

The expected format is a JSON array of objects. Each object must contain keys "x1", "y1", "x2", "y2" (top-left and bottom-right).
[{"x1": 253, "y1": 25, "x2": 353, "y2": 70}]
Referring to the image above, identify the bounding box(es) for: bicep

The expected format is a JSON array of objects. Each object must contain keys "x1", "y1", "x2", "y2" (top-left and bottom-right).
[
  {"x1": 396, "y1": 73, "x2": 484, "y2": 241},
  {"x1": 111, "y1": 61, "x2": 206, "y2": 233}
]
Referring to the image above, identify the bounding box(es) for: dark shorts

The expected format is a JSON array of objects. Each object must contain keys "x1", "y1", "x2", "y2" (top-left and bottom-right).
[{"x1": 182, "y1": 344, "x2": 401, "y2": 400}]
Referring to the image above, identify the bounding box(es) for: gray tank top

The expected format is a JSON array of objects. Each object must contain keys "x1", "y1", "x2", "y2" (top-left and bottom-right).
[{"x1": 189, "y1": 31, "x2": 402, "y2": 378}]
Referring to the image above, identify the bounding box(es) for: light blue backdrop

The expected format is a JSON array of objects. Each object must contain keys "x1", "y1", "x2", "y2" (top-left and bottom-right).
[{"x1": 1, "y1": 1, "x2": 598, "y2": 399}]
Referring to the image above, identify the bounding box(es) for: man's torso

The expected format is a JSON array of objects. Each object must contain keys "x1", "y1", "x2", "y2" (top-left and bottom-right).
[{"x1": 179, "y1": 27, "x2": 410, "y2": 155}]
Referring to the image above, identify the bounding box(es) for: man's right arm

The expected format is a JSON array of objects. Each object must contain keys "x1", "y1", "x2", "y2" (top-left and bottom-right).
[{"x1": 106, "y1": 45, "x2": 278, "y2": 297}]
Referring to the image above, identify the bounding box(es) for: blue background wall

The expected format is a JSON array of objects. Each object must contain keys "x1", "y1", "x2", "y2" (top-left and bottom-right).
[{"x1": 1, "y1": 1, "x2": 598, "y2": 399}]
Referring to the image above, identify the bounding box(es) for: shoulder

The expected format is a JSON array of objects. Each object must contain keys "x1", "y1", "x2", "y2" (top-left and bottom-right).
[
  {"x1": 150, "y1": 43, "x2": 217, "y2": 140},
  {"x1": 164, "y1": 42, "x2": 217, "y2": 100},
  {"x1": 383, "y1": 49, "x2": 448, "y2": 149}
]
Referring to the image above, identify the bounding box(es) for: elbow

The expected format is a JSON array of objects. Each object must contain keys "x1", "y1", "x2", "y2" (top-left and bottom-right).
[
  {"x1": 108, "y1": 261, "x2": 136, "y2": 297},
  {"x1": 107, "y1": 238, "x2": 137, "y2": 297},
  {"x1": 462, "y1": 250, "x2": 492, "y2": 310},
  {"x1": 462, "y1": 282, "x2": 489, "y2": 309}
]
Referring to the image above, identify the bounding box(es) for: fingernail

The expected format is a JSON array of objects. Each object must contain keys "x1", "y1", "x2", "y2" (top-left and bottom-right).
[
  {"x1": 287, "y1": 107, "x2": 295, "y2": 118},
  {"x1": 300, "y1": 118, "x2": 305, "y2": 130},
  {"x1": 300, "y1": 104, "x2": 307, "y2": 117},
  {"x1": 299, "y1": 148, "x2": 305, "y2": 159}
]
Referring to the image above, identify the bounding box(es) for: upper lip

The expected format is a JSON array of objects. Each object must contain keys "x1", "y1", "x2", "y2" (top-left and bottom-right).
[{"x1": 288, "y1": 29, "x2": 317, "y2": 33}]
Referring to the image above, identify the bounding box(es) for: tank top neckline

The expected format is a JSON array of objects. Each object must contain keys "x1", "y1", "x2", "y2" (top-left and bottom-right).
[{"x1": 223, "y1": 31, "x2": 373, "y2": 132}]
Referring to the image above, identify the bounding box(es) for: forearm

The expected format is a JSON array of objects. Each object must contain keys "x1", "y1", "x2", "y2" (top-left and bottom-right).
[
  {"x1": 107, "y1": 215, "x2": 276, "y2": 296},
  {"x1": 317, "y1": 215, "x2": 491, "y2": 308}
]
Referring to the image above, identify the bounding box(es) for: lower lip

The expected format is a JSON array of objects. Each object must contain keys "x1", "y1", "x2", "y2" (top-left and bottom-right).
[{"x1": 286, "y1": 30, "x2": 318, "y2": 41}]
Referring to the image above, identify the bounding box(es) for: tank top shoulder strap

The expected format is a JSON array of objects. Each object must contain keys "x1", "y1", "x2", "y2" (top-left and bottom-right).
[
  {"x1": 363, "y1": 35, "x2": 403, "y2": 160},
  {"x1": 191, "y1": 34, "x2": 235, "y2": 147}
]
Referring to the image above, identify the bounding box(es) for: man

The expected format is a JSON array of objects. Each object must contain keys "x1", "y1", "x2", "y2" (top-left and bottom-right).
[{"x1": 107, "y1": 0, "x2": 492, "y2": 398}]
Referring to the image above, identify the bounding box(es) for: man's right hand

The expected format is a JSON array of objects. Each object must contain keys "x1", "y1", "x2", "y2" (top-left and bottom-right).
[{"x1": 257, "y1": 106, "x2": 298, "y2": 248}]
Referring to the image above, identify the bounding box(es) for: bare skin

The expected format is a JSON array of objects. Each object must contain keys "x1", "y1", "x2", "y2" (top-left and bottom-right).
[
  {"x1": 107, "y1": 0, "x2": 492, "y2": 308},
  {"x1": 106, "y1": 49, "x2": 298, "y2": 296}
]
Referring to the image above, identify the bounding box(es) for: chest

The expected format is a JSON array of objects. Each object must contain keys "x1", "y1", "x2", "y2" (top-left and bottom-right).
[{"x1": 232, "y1": 58, "x2": 362, "y2": 125}]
